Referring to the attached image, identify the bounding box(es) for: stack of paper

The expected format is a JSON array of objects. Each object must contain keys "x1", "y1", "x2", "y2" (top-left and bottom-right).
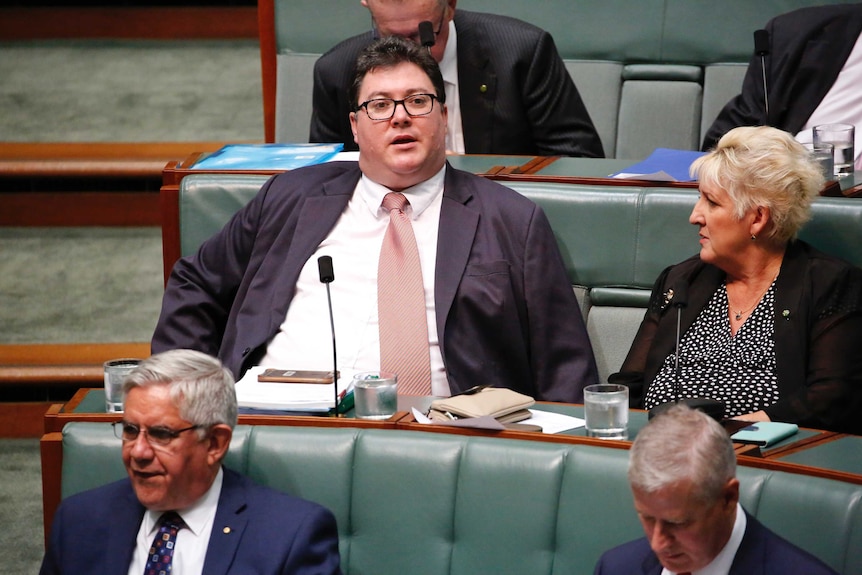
[{"x1": 235, "y1": 366, "x2": 350, "y2": 412}]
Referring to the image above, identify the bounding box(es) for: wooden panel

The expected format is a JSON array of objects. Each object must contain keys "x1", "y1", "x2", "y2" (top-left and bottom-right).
[
  {"x1": 0, "y1": 191, "x2": 160, "y2": 226},
  {"x1": 0, "y1": 7, "x2": 258, "y2": 40},
  {"x1": 0, "y1": 402, "x2": 51, "y2": 438},
  {"x1": 258, "y1": 0, "x2": 277, "y2": 142},
  {"x1": 0, "y1": 342, "x2": 150, "y2": 366},
  {"x1": 40, "y1": 432, "x2": 63, "y2": 548}
]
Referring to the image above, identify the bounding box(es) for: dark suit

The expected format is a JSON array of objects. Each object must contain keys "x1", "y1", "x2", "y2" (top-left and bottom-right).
[
  {"x1": 594, "y1": 511, "x2": 838, "y2": 574},
  {"x1": 40, "y1": 467, "x2": 342, "y2": 575},
  {"x1": 152, "y1": 162, "x2": 598, "y2": 402},
  {"x1": 703, "y1": 3, "x2": 862, "y2": 150},
  {"x1": 309, "y1": 10, "x2": 604, "y2": 158}
]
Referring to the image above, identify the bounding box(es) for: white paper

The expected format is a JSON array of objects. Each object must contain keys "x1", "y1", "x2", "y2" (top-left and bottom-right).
[
  {"x1": 235, "y1": 366, "x2": 351, "y2": 411},
  {"x1": 610, "y1": 170, "x2": 677, "y2": 182}
]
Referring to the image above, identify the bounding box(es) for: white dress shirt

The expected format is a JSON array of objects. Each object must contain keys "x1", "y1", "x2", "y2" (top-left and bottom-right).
[
  {"x1": 261, "y1": 165, "x2": 450, "y2": 396},
  {"x1": 660, "y1": 502, "x2": 746, "y2": 575},
  {"x1": 796, "y1": 32, "x2": 862, "y2": 168},
  {"x1": 128, "y1": 467, "x2": 223, "y2": 575},
  {"x1": 440, "y1": 20, "x2": 465, "y2": 154}
]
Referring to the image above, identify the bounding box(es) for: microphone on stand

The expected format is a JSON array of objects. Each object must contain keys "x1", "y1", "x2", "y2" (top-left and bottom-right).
[
  {"x1": 418, "y1": 20, "x2": 435, "y2": 53},
  {"x1": 753, "y1": 29, "x2": 770, "y2": 123},
  {"x1": 317, "y1": 256, "x2": 341, "y2": 416},
  {"x1": 649, "y1": 281, "x2": 725, "y2": 421}
]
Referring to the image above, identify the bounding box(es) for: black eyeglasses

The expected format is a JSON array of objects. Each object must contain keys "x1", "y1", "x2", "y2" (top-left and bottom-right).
[
  {"x1": 113, "y1": 421, "x2": 203, "y2": 448},
  {"x1": 372, "y1": 9, "x2": 446, "y2": 43},
  {"x1": 356, "y1": 93, "x2": 438, "y2": 121}
]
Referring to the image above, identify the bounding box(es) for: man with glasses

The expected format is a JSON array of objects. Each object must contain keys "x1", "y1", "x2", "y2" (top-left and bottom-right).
[
  {"x1": 310, "y1": 0, "x2": 604, "y2": 158},
  {"x1": 40, "y1": 349, "x2": 342, "y2": 575},
  {"x1": 153, "y1": 36, "x2": 598, "y2": 403}
]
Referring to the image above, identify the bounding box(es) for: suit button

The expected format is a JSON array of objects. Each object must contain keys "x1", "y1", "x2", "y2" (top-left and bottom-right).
[{"x1": 242, "y1": 347, "x2": 251, "y2": 356}]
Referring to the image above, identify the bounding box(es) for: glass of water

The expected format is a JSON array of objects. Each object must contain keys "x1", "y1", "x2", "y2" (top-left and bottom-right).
[
  {"x1": 353, "y1": 371, "x2": 398, "y2": 420},
  {"x1": 584, "y1": 384, "x2": 629, "y2": 440},
  {"x1": 813, "y1": 123, "x2": 855, "y2": 177}
]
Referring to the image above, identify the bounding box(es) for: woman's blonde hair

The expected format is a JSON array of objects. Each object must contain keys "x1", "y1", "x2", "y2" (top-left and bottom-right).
[{"x1": 691, "y1": 126, "x2": 823, "y2": 244}]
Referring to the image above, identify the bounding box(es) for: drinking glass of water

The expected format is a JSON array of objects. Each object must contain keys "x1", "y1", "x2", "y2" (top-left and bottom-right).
[
  {"x1": 584, "y1": 384, "x2": 629, "y2": 440},
  {"x1": 353, "y1": 371, "x2": 398, "y2": 420},
  {"x1": 813, "y1": 123, "x2": 855, "y2": 177}
]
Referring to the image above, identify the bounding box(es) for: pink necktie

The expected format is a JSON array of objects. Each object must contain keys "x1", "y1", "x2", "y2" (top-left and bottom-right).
[{"x1": 378, "y1": 192, "x2": 432, "y2": 396}]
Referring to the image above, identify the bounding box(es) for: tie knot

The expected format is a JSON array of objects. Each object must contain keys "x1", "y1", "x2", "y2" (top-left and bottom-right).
[
  {"x1": 158, "y1": 511, "x2": 186, "y2": 531},
  {"x1": 382, "y1": 192, "x2": 409, "y2": 212}
]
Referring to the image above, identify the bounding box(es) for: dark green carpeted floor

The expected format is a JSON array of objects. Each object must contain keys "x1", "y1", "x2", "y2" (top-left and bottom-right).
[{"x1": 1, "y1": 38, "x2": 264, "y2": 572}]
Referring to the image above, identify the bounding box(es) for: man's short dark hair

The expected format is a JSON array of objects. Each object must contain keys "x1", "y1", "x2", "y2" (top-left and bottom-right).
[{"x1": 349, "y1": 35, "x2": 446, "y2": 110}]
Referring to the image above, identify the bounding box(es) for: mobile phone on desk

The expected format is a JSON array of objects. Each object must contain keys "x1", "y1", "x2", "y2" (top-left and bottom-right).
[{"x1": 257, "y1": 369, "x2": 339, "y2": 384}]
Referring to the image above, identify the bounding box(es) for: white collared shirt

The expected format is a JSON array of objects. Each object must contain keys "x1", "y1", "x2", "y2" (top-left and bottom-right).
[
  {"x1": 440, "y1": 20, "x2": 465, "y2": 154},
  {"x1": 128, "y1": 467, "x2": 223, "y2": 575},
  {"x1": 261, "y1": 165, "x2": 450, "y2": 396},
  {"x1": 660, "y1": 502, "x2": 747, "y2": 575}
]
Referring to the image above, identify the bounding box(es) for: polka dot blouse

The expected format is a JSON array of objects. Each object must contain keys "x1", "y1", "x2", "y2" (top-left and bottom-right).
[{"x1": 645, "y1": 281, "x2": 779, "y2": 417}]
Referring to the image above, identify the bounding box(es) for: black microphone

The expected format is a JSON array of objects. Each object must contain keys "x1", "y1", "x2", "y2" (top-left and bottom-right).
[
  {"x1": 418, "y1": 20, "x2": 435, "y2": 52},
  {"x1": 317, "y1": 256, "x2": 340, "y2": 416},
  {"x1": 754, "y1": 29, "x2": 770, "y2": 122},
  {"x1": 649, "y1": 281, "x2": 725, "y2": 421},
  {"x1": 672, "y1": 280, "x2": 688, "y2": 402}
]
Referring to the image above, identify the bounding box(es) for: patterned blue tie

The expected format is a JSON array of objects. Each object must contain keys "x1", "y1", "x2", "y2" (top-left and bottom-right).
[{"x1": 144, "y1": 511, "x2": 185, "y2": 575}]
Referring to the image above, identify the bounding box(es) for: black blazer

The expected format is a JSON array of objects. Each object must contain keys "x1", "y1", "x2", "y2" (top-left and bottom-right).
[
  {"x1": 615, "y1": 241, "x2": 862, "y2": 434},
  {"x1": 309, "y1": 10, "x2": 604, "y2": 158},
  {"x1": 703, "y1": 3, "x2": 862, "y2": 150}
]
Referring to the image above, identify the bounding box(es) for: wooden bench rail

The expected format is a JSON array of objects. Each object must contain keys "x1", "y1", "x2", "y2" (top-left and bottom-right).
[{"x1": 0, "y1": 343, "x2": 151, "y2": 438}]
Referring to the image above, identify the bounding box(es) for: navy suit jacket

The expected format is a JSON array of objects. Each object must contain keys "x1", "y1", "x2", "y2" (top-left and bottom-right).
[
  {"x1": 703, "y1": 3, "x2": 862, "y2": 150},
  {"x1": 593, "y1": 511, "x2": 838, "y2": 575},
  {"x1": 152, "y1": 162, "x2": 598, "y2": 402},
  {"x1": 40, "y1": 467, "x2": 342, "y2": 575},
  {"x1": 309, "y1": 10, "x2": 604, "y2": 158}
]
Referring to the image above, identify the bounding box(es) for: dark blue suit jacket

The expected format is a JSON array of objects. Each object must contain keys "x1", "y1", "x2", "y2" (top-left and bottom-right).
[
  {"x1": 309, "y1": 10, "x2": 604, "y2": 158},
  {"x1": 703, "y1": 3, "x2": 862, "y2": 150},
  {"x1": 152, "y1": 162, "x2": 598, "y2": 402},
  {"x1": 40, "y1": 467, "x2": 342, "y2": 575},
  {"x1": 593, "y1": 511, "x2": 838, "y2": 575}
]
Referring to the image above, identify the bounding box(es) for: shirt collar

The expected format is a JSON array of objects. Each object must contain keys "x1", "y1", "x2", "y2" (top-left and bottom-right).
[
  {"x1": 142, "y1": 466, "x2": 224, "y2": 537},
  {"x1": 665, "y1": 502, "x2": 746, "y2": 575},
  {"x1": 439, "y1": 20, "x2": 458, "y2": 87},
  {"x1": 359, "y1": 164, "x2": 446, "y2": 220}
]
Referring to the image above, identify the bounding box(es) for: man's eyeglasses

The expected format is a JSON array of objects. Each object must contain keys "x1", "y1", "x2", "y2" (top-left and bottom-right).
[
  {"x1": 372, "y1": 9, "x2": 446, "y2": 43},
  {"x1": 113, "y1": 421, "x2": 203, "y2": 447},
  {"x1": 356, "y1": 93, "x2": 438, "y2": 121}
]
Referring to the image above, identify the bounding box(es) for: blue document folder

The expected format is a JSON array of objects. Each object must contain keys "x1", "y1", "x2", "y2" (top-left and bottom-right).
[
  {"x1": 611, "y1": 148, "x2": 707, "y2": 182},
  {"x1": 191, "y1": 143, "x2": 344, "y2": 170}
]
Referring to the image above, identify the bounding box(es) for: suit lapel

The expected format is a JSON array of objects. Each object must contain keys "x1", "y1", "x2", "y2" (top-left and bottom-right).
[
  {"x1": 263, "y1": 174, "x2": 356, "y2": 336},
  {"x1": 454, "y1": 12, "x2": 495, "y2": 153},
  {"x1": 201, "y1": 469, "x2": 249, "y2": 575},
  {"x1": 105, "y1": 483, "x2": 146, "y2": 574},
  {"x1": 434, "y1": 166, "x2": 479, "y2": 354},
  {"x1": 782, "y1": 13, "x2": 862, "y2": 131}
]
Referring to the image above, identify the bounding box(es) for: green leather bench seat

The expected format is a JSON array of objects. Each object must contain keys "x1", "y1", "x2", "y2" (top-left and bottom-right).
[
  {"x1": 174, "y1": 173, "x2": 862, "y2": 384},
  {"x1": 59, "y1": 422, "x2": 862, "y2": 574},
  {"x1": 268, "y1": 0, "x2": 858, "y2": 156}
]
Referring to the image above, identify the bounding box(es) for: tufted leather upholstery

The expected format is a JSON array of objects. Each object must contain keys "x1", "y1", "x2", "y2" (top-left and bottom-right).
[
  {"x1": 264, "y1": 0, "x2": 857, "y2": 154},
  {"x1": 172, "y1": 173, "x2": 862, "y2": 384},
  {"x1": 60, "y1": 422, "x2": 862, "y2": 574}
]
